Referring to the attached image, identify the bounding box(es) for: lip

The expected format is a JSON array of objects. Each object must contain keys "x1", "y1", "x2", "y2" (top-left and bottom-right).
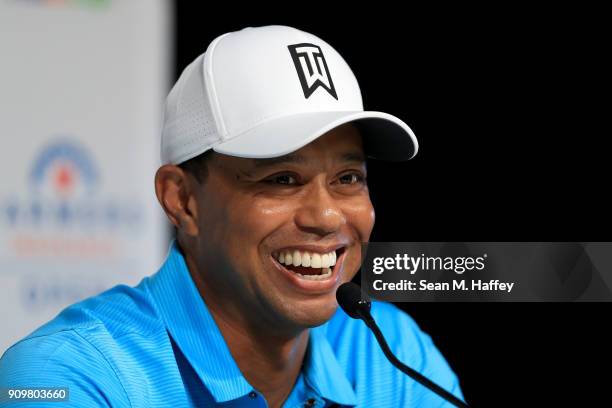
[
  {"x1": 270, "y1": 247, "x2": 348, "y2": 294},
  {"x1": 272, "y1": 243, "x2": 348, "y2": 256}
]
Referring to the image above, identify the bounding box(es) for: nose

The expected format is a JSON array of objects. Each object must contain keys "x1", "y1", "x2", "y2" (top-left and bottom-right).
[{"x1": 294, "y1": 178, "x2": 346, "y2": 236}]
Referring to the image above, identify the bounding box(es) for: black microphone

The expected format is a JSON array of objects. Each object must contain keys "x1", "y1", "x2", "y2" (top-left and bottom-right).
[{"x1": 336, "y1": 282, "x2": 468, "y2": 408}]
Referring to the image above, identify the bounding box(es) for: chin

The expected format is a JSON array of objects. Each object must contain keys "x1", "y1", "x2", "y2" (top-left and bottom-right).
[{"x1": 287, "y1": 296, "x2": 340, "y2": 328}]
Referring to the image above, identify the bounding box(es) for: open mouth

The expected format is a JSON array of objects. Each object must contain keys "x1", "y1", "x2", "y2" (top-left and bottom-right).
[{"x1": 272, "y1": 247, "x2": 346, "y2": 281}]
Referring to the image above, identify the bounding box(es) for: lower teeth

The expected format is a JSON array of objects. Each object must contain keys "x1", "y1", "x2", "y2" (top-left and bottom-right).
[{"x1": 294, "y1": 267, "x2": 332, "y2": 280}]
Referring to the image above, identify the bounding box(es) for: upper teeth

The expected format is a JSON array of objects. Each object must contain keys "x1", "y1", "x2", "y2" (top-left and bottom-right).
[{"x1": 274, "y1": 249, "x2": 338, "y2": 269}]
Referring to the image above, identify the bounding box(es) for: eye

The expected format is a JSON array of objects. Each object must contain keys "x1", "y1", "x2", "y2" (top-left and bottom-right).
[
  {"x1": 338, "y1": 172, "x2": 366, "y2": 185},
  {"x1": 264, "y1": 173, "x2": 299, "y2": 185}
]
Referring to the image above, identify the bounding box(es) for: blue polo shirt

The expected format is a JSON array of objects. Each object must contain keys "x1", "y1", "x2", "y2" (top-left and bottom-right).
[{"x1": 0, "y1": 242, "x2": 464, "y2": 407}]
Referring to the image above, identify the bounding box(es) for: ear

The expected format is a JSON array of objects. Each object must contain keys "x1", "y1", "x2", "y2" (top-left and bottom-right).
[{"x1": 154, "y1": 165, "x2": 199, "y2": 237}]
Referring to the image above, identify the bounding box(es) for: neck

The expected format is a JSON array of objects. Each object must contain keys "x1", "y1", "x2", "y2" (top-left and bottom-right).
[
  {"x1": 212, "y1": 308, "x2": 309, "y2": 407},
  {"x1": 185, "y1": 252, "x2": 308, "y2": 408}
]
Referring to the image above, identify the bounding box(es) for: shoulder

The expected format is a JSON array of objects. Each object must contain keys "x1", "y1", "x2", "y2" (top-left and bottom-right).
[
  {"x1": 0, "y1": 280, "x2": 163, "y2": 407},
  {"x1": 25, "y1": 280, "x2": 162, "y2": 341},
  {"x1": 0, "y1": 327, "x2": 130, "y2": 407}
]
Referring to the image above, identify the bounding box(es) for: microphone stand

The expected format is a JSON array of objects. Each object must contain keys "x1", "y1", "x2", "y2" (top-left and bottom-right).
[
  {"x1": 339, "y1": 283, "x2": 469, "y2": 408},
  {"x1": 358, "y1": 309, "x2": 468, "y2": 408}
]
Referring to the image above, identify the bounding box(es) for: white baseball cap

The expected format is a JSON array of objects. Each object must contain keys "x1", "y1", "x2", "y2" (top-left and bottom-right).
[{"x1": 161, "y1": 25, "x2": 418, "y2": 165}]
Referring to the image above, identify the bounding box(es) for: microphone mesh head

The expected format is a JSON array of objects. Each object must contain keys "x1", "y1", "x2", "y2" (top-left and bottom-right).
[{"x1": 336, "y1": 282, "x2": 367, "y2": 319}]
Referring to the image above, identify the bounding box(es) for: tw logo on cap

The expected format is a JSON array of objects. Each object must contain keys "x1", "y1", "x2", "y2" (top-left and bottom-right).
[{"x1": 288, "y1": 43, "x2": 338, "y2": 100}]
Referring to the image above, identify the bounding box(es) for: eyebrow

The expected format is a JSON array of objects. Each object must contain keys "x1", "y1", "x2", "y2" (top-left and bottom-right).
[{"x1": 251, "y1": 152, "x2": 366, "y2": 168}]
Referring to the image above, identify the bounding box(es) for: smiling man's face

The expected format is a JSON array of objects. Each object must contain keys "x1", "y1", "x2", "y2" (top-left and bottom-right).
[{"x1": 185, "y1": 123, "x2": 375, "y2": 332}]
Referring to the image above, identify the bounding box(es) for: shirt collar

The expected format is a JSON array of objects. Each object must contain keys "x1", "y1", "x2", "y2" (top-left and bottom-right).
[
  {"x1": 305, "y1": 325, "x2": 357, "y2": 406},
  {"x1": 146, "y1": 241, "x2": 252, "y2": 402},
  {"x1": 146, "y1": 240, "x2": 356, "y2": 406}
]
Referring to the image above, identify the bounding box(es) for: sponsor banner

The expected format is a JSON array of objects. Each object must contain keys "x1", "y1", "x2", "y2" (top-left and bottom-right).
[
  {"x1": 0, "y1": 0, "x2": 171, "y2": 352},
  {"x1": 361, "y1": 242, "x2": 612, "y2": 302}
]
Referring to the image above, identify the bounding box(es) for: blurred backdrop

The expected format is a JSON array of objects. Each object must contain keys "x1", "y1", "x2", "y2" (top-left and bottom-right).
[{"x1": 0, "y1": 0, "x2": 171, "y2": 353}]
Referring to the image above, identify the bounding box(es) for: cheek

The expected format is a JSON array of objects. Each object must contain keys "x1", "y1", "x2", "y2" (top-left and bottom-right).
[
  {"x1": 230, "y1": 197, "x2": 296, "y2": 251},
  {"x1": 344, "y1": 196, "x2": 376, "y2": 241},
  {"x1": 229, "y1": 199, "x2": 297, "y2": 281},
  {"x1": 201, "y1": 186, "x2": 290, "y2": 236},
  {"x1": 198, "y1": 197, "x2": 282, "y2": 286},
  {"x1": 239, "y1": 198, "x2": 295, "y2": 231},
  {"x1": 342, "y1": 197, "x2": 375, "y2": 279}
]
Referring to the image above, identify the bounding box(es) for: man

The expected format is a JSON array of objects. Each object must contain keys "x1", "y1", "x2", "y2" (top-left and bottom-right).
[{"x1": 0, "y1": 26, "x2": 464, "y2": 407}]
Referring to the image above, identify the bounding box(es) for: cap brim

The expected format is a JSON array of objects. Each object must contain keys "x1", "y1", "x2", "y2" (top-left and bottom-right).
[{"x1": 213, "y1": 110, "x2": 418, "y2": 161}]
